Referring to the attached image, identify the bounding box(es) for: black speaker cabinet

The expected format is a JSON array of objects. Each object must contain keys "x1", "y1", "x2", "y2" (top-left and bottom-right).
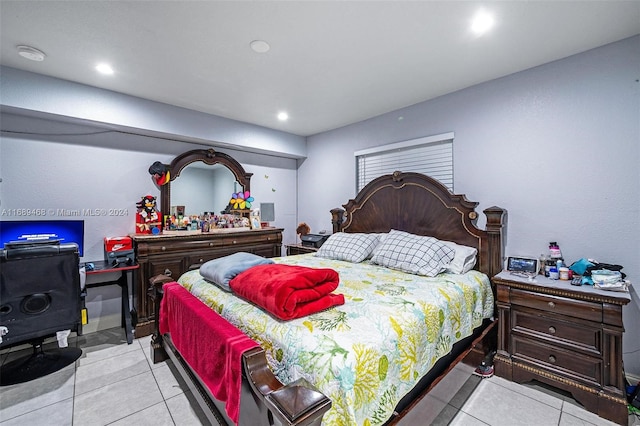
[{"x1": 0, "y1": 242, "x2": 82, "y2": 349}]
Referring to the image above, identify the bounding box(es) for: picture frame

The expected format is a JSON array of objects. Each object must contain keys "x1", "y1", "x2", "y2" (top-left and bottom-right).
[{"x1": 250, "y1": 210, "x2": 262, "y2": 229}]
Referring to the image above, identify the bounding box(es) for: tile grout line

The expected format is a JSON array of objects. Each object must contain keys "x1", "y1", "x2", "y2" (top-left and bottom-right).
[{"x1": 72, "y1": 343, "x2": 78, "y2": 426}]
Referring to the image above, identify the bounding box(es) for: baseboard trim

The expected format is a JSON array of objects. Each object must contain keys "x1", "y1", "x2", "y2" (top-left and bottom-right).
[{"x1": 627, "y1": 373, "x2": 640, "y2": 385}]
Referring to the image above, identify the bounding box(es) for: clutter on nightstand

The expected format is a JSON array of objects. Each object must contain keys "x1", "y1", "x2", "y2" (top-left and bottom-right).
[{"x1": 537, "y1": 242, "x2": 631, "y2": 293}]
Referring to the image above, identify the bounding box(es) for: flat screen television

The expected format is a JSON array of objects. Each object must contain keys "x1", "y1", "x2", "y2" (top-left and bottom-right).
[{"x1": 0, "y1": 220, "x2": 85, "y2": 257}]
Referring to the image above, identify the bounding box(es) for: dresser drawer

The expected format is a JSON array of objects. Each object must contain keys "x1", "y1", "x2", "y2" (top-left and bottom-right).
[
  {"x1": 512, "y1": 308, "x2": 601, "y2": 355},
  {"x1": 222, "y1": 232, "x2": 281, "y2": 247},
  {"x1": 510, "y1": 288, "x2": 602, "y2": 322},
  {"x1": 512, "y1": 335, "x2": 602, "y2": 385},
  {"x1": 187, "y1": 252, "x2": 223, "y2": 269},
  {"x1": 147, "y1": 256, "x2": 185, "y2": 280},
  {"x1": 143, "y1": 238, "x2": 225, "y2": 255}
]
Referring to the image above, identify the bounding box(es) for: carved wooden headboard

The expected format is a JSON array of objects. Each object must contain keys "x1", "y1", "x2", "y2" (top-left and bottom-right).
[{"x1": 330, "y1": 171, "x2": 506, "y2": 279}]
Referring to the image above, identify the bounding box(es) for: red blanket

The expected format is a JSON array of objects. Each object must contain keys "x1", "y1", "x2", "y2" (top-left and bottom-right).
[
  {"x1": 229, "y1": 264, "x2": 344, "y2": 320},
  {"x1": 159, "y1": 282, "x2": 258, "y2": 425}
]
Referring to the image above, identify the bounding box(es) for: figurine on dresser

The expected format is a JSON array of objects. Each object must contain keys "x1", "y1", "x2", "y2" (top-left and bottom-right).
[{"x1": 135, "y1": 195, "x2": 162, "y2": 235}]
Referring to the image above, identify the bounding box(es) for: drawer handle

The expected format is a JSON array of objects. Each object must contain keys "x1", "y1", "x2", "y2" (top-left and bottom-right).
[
  {"x1": 161, "y1": 246, "x2": 166, "y2": 251},
  {"x1": 233, "y1": 240, "x2": 237, "y2": 244},
  {"x1": 209, "y1": 242, "x2": 213, "y2": 246},
  {"x1": 164, "y1": 269, "x2": 172, "y2": 277},
  {"x1": 548, "y1": 301, "x2": 555, "y2": 308},
  {"x1": 548, "y1": 326, "x2": 556, "y2": 334},
  {"x1": 548, "y1": 355, "x2": 556, "y2": 363},
  {"x1": 199, "y1": 258, "x2": 203, "y2": 263}
]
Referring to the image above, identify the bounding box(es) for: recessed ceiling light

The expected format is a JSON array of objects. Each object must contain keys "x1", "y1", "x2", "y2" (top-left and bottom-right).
[
  {"x1": 95, "y1": 63, "x2": 114, "y2": 75},
  {"x1": 470, "y1": 10, "x2": 494, "y2": 36},
  {"x1": 17, "y1": 45, "x2": 46, "y2": 61},
  {"x1": 250, "y1": 40, "x2": 270, "y2": 53},
  {"x1": 277, "y1": 112, "x2": 289, "y2": 121}
]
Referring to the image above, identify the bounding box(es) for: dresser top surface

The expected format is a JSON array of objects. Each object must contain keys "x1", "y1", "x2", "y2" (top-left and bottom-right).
[
  {"x1": 130, "y1": 227, "x2": 283, "y2": 242},
  {"x1": 494, "y1": 270, "x2": 631, "y2": 304}
]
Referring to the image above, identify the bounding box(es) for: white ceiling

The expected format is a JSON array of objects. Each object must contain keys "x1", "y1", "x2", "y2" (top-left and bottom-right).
[{"x1": 1, "y1": 1, "x2": 639, "y2": 137}]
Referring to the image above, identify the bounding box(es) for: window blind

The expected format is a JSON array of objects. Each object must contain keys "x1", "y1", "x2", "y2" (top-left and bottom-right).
[{"x1": 355, "y1": 132, "x2": 454, "y2": 192}]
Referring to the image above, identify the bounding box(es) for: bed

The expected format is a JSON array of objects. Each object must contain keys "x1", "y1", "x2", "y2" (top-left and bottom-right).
[{"x1": 150, "y1": 171, "x2": 506, "y2": 426}]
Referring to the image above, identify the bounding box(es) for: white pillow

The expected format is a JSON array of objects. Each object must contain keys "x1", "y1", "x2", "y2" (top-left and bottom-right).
[
  {"x1": 371, "y1": 230, "x2": 455, "y2": 277},
  {"x1": 315, "y1": 232, "x2": 380, "y2": 263},
  {"x1": 442, "y1": 241, "x2": 478, "y2": 274}
]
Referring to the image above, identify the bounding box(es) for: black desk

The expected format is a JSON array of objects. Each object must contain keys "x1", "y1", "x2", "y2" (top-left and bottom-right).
[{"x1": 85, "y1": 260, "x2": 138, "y2": 344}]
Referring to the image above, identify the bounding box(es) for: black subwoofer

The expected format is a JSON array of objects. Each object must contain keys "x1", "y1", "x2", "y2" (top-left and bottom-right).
[
  {"x1": 0, "y1": 242, "x2": 83, "y2": 385},
  {"x1": 0, "y1": 243, "x2": 82, "y2": 347}
]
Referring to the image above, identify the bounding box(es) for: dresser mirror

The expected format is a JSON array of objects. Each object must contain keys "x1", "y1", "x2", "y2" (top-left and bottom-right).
[
  {"x1": 171, "y1": 164, "x2": 238, "y2": 216},
  {"x1": 157, "y1": 148, "x2": 252, "y2": 220}
]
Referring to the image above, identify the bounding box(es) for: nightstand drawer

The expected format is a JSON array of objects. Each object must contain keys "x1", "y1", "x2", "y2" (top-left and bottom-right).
[
  {"x1": 512, "y1": 308, "x2": 601, "y2": 355},
  {"x1": 512, "y1": 335, "x2": 602, "y2": 385},
  {"x1": 286, "y1": 244, "x2": 318, "y2": 255},
  {"x1": 510, "y1": 288, "x2": 602, "y2": 322}
]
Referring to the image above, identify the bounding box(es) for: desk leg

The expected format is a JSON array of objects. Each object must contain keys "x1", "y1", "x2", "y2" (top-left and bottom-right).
[{"x1": 119, "y1": 271, "x2": 134, "y2": 344}]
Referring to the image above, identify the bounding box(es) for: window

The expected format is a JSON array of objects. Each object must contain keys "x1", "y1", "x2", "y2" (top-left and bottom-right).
[{"x1": 355, "y1": 132, "x2": 454, "y2": 192}]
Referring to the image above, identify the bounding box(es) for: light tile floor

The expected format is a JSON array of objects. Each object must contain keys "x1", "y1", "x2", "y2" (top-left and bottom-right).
[{"x1": 1, "y1": 327, "x2": 638, "y2": 426}]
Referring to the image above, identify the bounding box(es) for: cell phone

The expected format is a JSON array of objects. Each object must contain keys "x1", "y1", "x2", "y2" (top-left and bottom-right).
[{"x1": 571, "y1": 276, "x2": 582, "y2": 286}]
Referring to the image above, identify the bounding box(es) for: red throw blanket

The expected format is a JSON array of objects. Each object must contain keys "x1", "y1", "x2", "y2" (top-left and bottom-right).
[
  {"x1": 159, "y1": 282, "x2": 258, "y2": 425},
  {"x1": 229, "y1": 264, "x2": 344, "y2": 320}
]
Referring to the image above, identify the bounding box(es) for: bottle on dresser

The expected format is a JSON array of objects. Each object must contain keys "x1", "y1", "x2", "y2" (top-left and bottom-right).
[{"x1": 547, "y1": 242, "x2": 564, "y2": 279}]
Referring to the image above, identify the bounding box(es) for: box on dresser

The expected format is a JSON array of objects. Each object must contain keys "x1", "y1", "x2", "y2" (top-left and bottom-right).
[
  {"x1": 493, "y1": 270, "x2": 631, "y2": 425},
  {"x1": 131, "y1": 228, "x2": 283, "y2": 337}
]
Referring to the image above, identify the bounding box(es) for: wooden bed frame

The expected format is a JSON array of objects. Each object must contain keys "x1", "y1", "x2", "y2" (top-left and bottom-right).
[{"x1": 150, "y1": 171, "x2": 506, "y2": 425}]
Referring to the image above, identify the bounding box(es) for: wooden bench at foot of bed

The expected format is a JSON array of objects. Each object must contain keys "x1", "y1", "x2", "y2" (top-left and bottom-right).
[{"x1": 149, "y1": 274, "x2": 332, "y2": 426}]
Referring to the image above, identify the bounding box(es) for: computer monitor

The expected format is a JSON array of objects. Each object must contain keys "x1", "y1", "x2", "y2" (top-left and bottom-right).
[{"x1": 0, "y1": 220, "x2": 85, "y2": 257}]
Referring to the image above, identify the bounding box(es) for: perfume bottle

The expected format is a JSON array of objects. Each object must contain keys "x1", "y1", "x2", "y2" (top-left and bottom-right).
[
  {"x1": 539, "y1": 254, "x2": 547, "y2": 275},
  {"x1": 549, "y1": 242, "x2": 563, "y2": 259}
]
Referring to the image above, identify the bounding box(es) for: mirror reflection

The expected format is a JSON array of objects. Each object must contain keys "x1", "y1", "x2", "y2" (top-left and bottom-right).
[{"x1": 170, "y1": 163, "x2": 238, "y2": 216}]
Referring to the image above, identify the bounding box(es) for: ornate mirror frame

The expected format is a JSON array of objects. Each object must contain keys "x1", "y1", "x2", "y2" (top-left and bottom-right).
[{"x1": 156, "y1": 148, "x2": 253, "y2": 217}]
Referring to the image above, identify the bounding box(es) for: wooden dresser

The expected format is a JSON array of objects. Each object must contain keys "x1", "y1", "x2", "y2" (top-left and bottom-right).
[
  {"x1": 493, "y1": 271, "x2": 630, "y2": 425},
  {"x1": 131, "y1": 228, "x2": 283, "y2": 337}
]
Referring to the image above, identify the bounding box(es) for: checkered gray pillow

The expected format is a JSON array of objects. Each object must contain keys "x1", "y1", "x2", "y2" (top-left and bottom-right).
[
  {"x1": 315, "y1": 232, "x2": 381, "y2": 263},
  {"x1": 371, "y1": 229, "x2": 455, "y2": 277}
]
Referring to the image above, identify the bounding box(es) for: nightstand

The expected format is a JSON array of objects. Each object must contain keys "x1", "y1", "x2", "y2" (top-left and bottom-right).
[
  {"x1": 493, "y1": 271, "x2": 631, "y2": 425},
  {"x1": 285, "y1": 244, "x2": 318, "y2": 255}
]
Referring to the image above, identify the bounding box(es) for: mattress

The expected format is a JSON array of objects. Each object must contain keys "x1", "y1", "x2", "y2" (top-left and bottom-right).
[{"x1": 177, "y1": 254, "x2": 494, "y2": 425}]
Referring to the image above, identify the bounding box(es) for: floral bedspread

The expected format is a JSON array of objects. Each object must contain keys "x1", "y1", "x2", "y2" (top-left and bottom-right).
[{"x1": 177, "y1": 254, "x2": 494, "y2": 426}]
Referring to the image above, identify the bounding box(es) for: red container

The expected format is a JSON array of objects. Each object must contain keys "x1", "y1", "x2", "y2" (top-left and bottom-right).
[{"x1": 104, "y1": 236, "x2": 133, "y2": 253}]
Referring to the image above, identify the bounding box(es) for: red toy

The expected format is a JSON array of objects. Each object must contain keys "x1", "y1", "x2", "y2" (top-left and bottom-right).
[
  {"x1": 136, "y1": 195, "x2": 162, "y2": 234},
  {"x1": 148, "y1": 161, "x2": 170, "y2": 186}
]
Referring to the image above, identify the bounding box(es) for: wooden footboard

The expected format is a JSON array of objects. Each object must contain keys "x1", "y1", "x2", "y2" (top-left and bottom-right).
[{"x1": 149, "y1": 275, "x2": 332, "y2": 426}]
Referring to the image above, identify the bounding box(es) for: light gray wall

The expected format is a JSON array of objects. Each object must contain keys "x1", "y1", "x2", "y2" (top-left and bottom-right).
[
  {"x1": 0, "y1": 66, "x2": 307, "y2": 159},
  {"x1": 300, "y1": 35, "x2": 640, "y2": 376},
  {"x1": 0, "y1": 134, "x2": 298, "y2": 260},
  {"x1": 0, "y1": 69, "x2": 302, "y2": 334},
  {"x1": 1, "y1": 36, "x2": 638, "y2": 375},
  {"x1": 0, "y1": 133, "x2": 298, "y2": 333}
]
